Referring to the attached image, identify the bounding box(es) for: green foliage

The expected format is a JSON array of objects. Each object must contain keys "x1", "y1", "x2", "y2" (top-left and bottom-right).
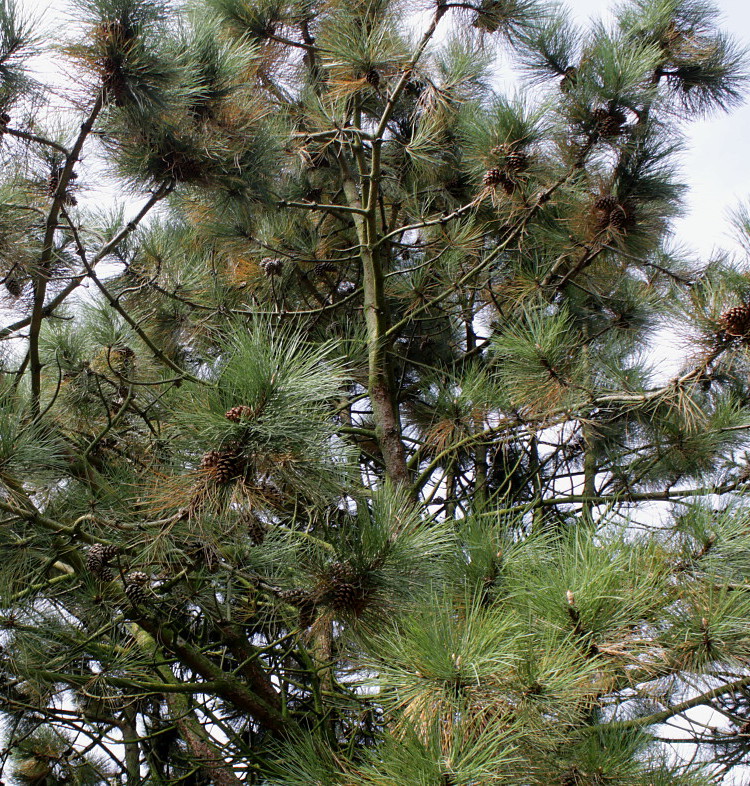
[
  {"x1": 0, "y1": 0, "x2": 38, "y2": 108},
  {"x1": 490, "y1": 305, "x2": 589, "y2": 413},
  {"x1": 1, "y1": 0, "x2": 750, "y2": 782}
]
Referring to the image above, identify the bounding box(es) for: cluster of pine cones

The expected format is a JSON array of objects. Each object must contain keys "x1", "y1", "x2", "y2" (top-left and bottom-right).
[
  {"x1": 86, "y1": 544, "x2": 151, "y2": 606},
  {"x1": 592, "y1": 195, "x2": 632, "y2": 231},
  {"x1": 86, "y1": 543, "x2": 119, "y2": 581},
  {"x1": 483, "y1": 146, "x2": 529, "y2": 194},
  {"x1": 278, "y1": 560, "x2": 369, "y2": 627}
]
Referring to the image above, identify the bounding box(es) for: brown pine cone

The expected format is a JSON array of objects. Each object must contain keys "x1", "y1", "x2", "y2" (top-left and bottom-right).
[
  {"x1": 314, "y1": 262, "x2": 338, "y2": 276},
  {"x1": 720, "y1": 304, "x2": 750, "y2": 337},
  {"x1": 328, "y1": 582, "x2": 362, "y2": 611},
  {"x1": 279, "y1": 588, "x2": 313, "y2": 607},
  {"x1": 592, "y1": 107, "x2": 627, "y2": 137},
  {"x1": 87, "y1": 543, "x2": 119, "y2": 576},
  {"x1": 594, "y1": 195, "x2": 619, "y2": 212},
  {"x1": 125, "y1": 582, "x2": 148, "y2": 605},
  {"x1": 261, "y1": 258, "x2": 283, "y2": 277},
  {"x1": 4, "y1": 275, "x2": 23, "y2": 297},
  {"x1": 225, "y1": 405, "x2": 255, "y2": 422},
  {"x1": 201, "y1": 450, "x2": 222, "y2": 469},
  {"x1": 483, "y1": 167, "x2": 504, "y2": 186},
  {"x1": 200, "y1": 448, "x2": 241, "y2": 484},
  {"x1": 504, "y1": 150, "x2": 528, "y2": 172}
]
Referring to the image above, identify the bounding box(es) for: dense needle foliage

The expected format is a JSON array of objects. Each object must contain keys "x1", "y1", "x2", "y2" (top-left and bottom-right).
[{"x1": 1, "y1": 0, "x2": 750, "y2": 782}]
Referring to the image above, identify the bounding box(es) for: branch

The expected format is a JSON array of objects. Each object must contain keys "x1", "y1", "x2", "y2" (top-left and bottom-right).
[
  {"x1": 601, "y1": 675, "x2": 750, "y2": 733},
  {"x1": 29, "y1": 93, "x2": 104, "y2": 415},
  {"x1": 4, "y1": 126, "x2": 70, "y2": 154},
  {"x1": 71, "y1": 210, "x2": 204, "y2": 385}
]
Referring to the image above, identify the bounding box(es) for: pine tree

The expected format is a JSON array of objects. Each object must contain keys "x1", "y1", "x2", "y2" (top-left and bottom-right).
[{"x1": 0, "y1": 0, "x2": 749, "y2": 782}]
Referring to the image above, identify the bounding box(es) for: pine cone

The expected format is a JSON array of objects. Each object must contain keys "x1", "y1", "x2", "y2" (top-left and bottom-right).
[
  {"x1": 504, "y1": 150, "x2": 528, "y2": 172},
  {"x1": 225, "y1": 404, "x2": 255, "y2": 422},
  {"x1": 594, "y1": 195, "x2": 619, "y2": 212},
  {"x1": 328, "y1": 582, "x2": 361, "y2": 611},
  {"x1": 261, "y1": 258, "x2": 283, "y2": 277},
  {"x1": 47, "y1": 166, "x2": 78, "y2": 204},
  {"x1": 313, "y1": 262, "x2": 338, "y2": 276},
  {"x1": 125, "y1": 581, "x2": 148, "y2": 605},
  {"x1": 124, "y1": 572, "x2": 149, "y2": 605},
  {"x1": 607, "y1": 207, "x2": 629, "y2": 229},
  {"x1": 0, "y1": 112, "x2": 10, "y2": 127},
  {"x1": 592, "y1": 107, "x2": 627, "y2": 137},
  {"x1": 47, "y1": 167, "x2": 60, "y2": 197},
  {"x1": 720, "y1": 304, "x2": 750, "y2": 337},
  {"x1": 323, "y1": 561, "x2": 366, "y2": 612},
  {"x1": 327, "y1": 561, "x2": 356, "y2": 585},
  {"x1": 484, "y1": 168, "x2": 516, "y2": 194},
  {"x1": 365, "y1": 68, "x2": 380, "y2": 88},
  {"x1": 200, "y1": 448, "x2": 241, "y2": 483},
  {"x1": 201, "y1": 450, "x2": 222, "y2": 470},
  {"x1": 87, "y1": 543, "x2": 119, "y2": 577},
  {"x1": 279, "y1": 588, "x2": 313, "y2": 607},
  {"x1": 593, "y1": 197, "x2": 631, "y2": 231},
  {"x1": 245, "y1": 513, "x2": 266, "y2": 545},
  {"x1": 483, "y1": 167, "x2": 504, "y2": 186},
  {"x1": 86, "y1": 546, "x2": 104, "y2": 574},
  {"x1": 4, "y1": 275, "x2": 23, "y2": 298}
]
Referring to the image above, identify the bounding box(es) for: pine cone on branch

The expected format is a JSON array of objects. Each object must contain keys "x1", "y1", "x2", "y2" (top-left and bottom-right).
[
  {"x1": 720, "y1": 304, "x2": 750, "y2": 338},
  {"x1": 593, "y1": 195, "x2": 632, "y2": 231},
  {"x1": 592, "y1": 107, "x2": 627, "y2": 137},
  {"x1": 321, "y1": 561, "x2": 367, "y2": 613},
  {"x1": 484, "y1": 168, "x2": 514, "y2": 193},
  {"x1": 261, "y1": 258, "x2": 283, "y2": 277},
  {"x1": 504, "y1": 150, "x2": 528, "y2": 172},
  {"x1": 4, "y1": 274, "x2": 23, "y2": 297},
  {"x1": 225, "y1": 405, "x2": 255, "y2": 422},
  {"x1": 279, "y1": 588, "x2": 313, "y2": 607},
  {"x1": 365, "y1": 68, "x2": 380, "y2": 88},
  {"x1": 200, "y1": 447, "x2": 242, "y2": 484},
  {"x1": 87, "y1": 543, "x2": 119, "y2": 580},
  {"x1": 124, "y1": 571, "x2": 150, "y2": 605},
  {"x1": 314, "y1": 261, "x2": 338, "y2": 276}
]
